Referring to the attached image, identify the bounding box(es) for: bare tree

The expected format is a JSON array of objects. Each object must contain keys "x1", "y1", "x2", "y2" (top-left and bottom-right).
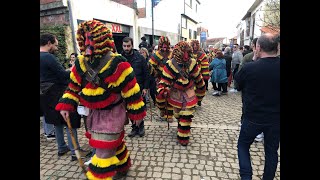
[{"x1": 257, "y1": 0, "x2": 280, "y2": 33}]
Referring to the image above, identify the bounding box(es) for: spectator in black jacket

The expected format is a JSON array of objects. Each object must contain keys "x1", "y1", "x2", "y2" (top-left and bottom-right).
[
  {"x1": 40, "y1": 33, "x2": 85, "y2": 161},
  {"x1": 139, "y1": 36, "x2": 151, "y2": 51},
  {"x1": 235, "y1": 33, "x2": 280, "y2": 180},
  {"x1": 242, "y1": 45, "x2": 251, "y2": 56},
  {"x1": 122, "y1": 37, "x2": 150, "y2": 137},
  {"x1": 140, "y1": 47, "x2": 156, "y2": 106},
  {"x1": 223, "y1": 47, "x2": 232, "y2": 82}
]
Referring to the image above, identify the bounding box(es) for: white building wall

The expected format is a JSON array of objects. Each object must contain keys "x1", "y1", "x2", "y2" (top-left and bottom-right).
[
  {"x1": 183, "y1": 0, "x2": 201, "y2": 42},
  {"x1": 184, "y1": 0, "x2": 200, "y2": 23},
  {"x1": 236, "y1": 0, "x2": 267, "y2": 46},
  {"x1": 137, "y1": 0, "x2": 184, "y2": 45},
  {"x1": 236, "y1": 21, "x2": 245, "y2": 45},
  {"x1": 70, "y1": 0, "x2": 139, "y2": 49},
  {"x1": 250, "y1": 0, "x2": 265, "y2": 38},
  {"x1": 137, "y1": 0, "x2": 201, "y2": 45}
]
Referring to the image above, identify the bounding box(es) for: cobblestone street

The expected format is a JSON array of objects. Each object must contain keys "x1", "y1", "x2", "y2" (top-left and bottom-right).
[{"x1": 40, "y1": 87, "x2": 280, "y2": 180}]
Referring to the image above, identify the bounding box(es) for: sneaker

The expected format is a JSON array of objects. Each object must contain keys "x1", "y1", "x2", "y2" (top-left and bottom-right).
[
  {"x1": 71, "y1": 151, "x2": 85, "y2": 161},
  {"x1": 46, "y1": 134, "x2": 56, "y2": 140},
  {"x1": 229, "y1": 88, "x2": 238, "y2": 93},
  {"x1": 212, "y1": 91, "x2": 220, "y2": 96},
  {"x1": 84, "y1": 158, "x2": 92, "y2": 166},
  {"x1": 138, "y1": 125, "x2": 145, "y2": 137},
  {"x1": 85, "y1": 151, "x2": 94, "y2": 158},
  {"x1": 255, "y1": 133, "x2": 264, "y2": 142},
  {"x1": 58, "y1": 148, "x2": 70, "y2": 157},
  {"x1": 128, "y1": 126, "x2": 138, "y2": 137},
  {"x1": 221, "y1": 92, "x2": 228, "y2": 95},
  {"x1": 71, "y1": 154, "x2": 86, "y2": 161}
]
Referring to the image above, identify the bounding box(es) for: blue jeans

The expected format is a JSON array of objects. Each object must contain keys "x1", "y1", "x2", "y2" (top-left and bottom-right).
[
  {"x1": 42, "y1": 117, "x2": 55, "y2": 135},
  {"x1": 237, "y1": 119, "x2": 280, "y2": 180},
  {"x1": 55, "y1": 124, "x2": 80, "y2": 155}
]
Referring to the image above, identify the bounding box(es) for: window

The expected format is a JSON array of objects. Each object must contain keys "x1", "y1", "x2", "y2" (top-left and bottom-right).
[
  {"x1": 240, "y1": 30, "x2": 244, "y2": 47},
  {"x1": 193, "y1": 31, "x2": 197, "y2": 39},
  {"x1": 189, "y1": 29, "x2": 192, "y2": 39},
  {"x1": 246, "y1": 18, "x2": 250, "y2": 37},
  {"x1": 251, "y1": 13, "x2": 256, "y2": 38},
  {"x1": 181, "y1": 17, "x2": 187, "y2": 28}
]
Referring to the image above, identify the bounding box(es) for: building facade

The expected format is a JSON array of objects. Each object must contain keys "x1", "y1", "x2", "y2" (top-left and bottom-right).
[
  {"x1": 236, "y1": 0, "x2": 265, "y2": 46},
  {"x1": 137, "y1": 0, "x2": 202, "y2": 46},
  {"x1": 41, "y1": 0, "x2": 140, "y2": 55}
]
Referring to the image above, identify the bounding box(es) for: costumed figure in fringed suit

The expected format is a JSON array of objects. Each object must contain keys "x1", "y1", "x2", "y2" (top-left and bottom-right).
[
  {"x1": 56, "y1": 20, "x2": 146, "y2": 180},
  {"x1": 190, "y1": 40, "x2": 209, "y2": 104},
  {"x1": 157, "y1": 41, "x2": 206, "y2": 146},
  {"x1": 148, "y1": 36, "x2": 174, "y2": 122}
]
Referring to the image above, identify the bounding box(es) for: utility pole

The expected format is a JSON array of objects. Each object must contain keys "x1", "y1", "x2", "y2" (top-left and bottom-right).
[{"x1": 151, "y1": 0, "x2": 154, "y2": 47}]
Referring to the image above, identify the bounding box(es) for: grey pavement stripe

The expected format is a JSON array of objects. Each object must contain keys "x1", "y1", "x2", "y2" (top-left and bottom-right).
[{"x1": 144, "y1": 121, "x2": 240, "y2": 130}]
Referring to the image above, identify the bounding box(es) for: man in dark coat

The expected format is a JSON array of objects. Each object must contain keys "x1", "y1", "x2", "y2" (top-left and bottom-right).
[
  {"x1": 139, "y1": 36, "x2": 152, "y2": 51},
  {"x1": 235, "y1": 33, "x2": 280, "y2": 180},
  {"x1": 122, "y1": 37, "x2": 150, "y2": 137},
  {"x1": 40, "y1": 33, "x2": 84, "y2": 161}
]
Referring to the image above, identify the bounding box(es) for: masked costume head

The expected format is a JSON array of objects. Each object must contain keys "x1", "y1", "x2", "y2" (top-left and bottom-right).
[
  {"x1": 158, "y1": 36, "x2": 170, "y2": 52},
  {"x1": 190, "y1": 40, "x2": 200, "y2": 52},
  {"x1": 76, "y1": 20, "x2": 116, "y2": 60},
  {"x1": 173, "y1": 41, "x2": 192, "y2": 64}
]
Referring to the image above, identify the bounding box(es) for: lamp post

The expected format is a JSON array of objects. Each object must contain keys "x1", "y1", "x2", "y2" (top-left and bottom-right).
[
  {"x1": 198, "y1": 22, "x2": 202, "y2": 48},
  {"x1": 151, "y1": 0, "x2": 154, "y2": 46}
]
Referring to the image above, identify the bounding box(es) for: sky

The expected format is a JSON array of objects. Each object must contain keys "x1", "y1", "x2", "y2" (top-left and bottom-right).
[{"x1": 199, "y1": 0, "x2": 256, "y2": 38}]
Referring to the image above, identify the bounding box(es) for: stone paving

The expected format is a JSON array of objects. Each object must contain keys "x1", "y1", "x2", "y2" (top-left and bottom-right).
[{"x1": 40, "y1": 86, "x2": 280, "y2": 180}]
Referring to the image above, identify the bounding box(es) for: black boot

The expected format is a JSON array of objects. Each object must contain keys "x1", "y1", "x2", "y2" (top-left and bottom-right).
[
  {"x1": 197, "y1": 101, "x2": 201, "y2": 106},
  {"x1": 128, "y1": 124, "x2": 138, "y2": 137},
  {"x1": 138, "y1": 121, "x2": 145, "y2": 137}
]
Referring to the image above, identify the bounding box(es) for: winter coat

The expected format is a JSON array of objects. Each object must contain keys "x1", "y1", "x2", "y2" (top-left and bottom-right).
[
  {"x1": 121, "y1": 49, "x2": 150, "y2": 90},
  {"x1": 209, "y1": 58, "x2": 228, "y2": 83},
  {"x1": 223, "y1": 52, "x2": 232, "y2": 77},
  {"x1": 40, "y1": 52, "x2": 81, "y2": 127},
  {"x1": 40, "y1": 83, "x2": 81, "y2": 127}
]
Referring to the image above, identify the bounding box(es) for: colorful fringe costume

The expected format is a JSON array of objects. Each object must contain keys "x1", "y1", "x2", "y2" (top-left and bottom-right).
[
  {"x1": 191, "y1": 40, "x2": 209, "y2": 93},
  {"x1": 55, "y1": 20, "x2": 146, "y2": 180},
  {"x1": 148, "y1": 36, "x2": 173, "y2": 121},
  {"x1": 157, "y1": 41, "x2": 206, "y2": 146}
]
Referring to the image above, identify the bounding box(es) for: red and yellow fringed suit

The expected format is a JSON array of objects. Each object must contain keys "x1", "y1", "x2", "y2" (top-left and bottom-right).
[
  {"x1": 157, "y1": 41, "x2": 206, "y2": 146},
  {"x1": 56, "y1": 20, "x2": 146, "y2": 180},
  {"x1": 149, "y1": 36, "x2": 174, "y2": 121},
  {"x1": 191, "y1": 40, "x2": 210, "y2": 94}
]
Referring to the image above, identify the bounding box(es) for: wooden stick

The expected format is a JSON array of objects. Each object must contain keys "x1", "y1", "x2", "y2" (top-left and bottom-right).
[{"x1": 66, "y1": 116, "x2": 87, "y2": 175}]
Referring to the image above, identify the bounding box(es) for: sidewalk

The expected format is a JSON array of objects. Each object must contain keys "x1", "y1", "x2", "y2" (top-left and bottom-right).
[{"x1": 40, "y1": 88, "x2": 280, "y2": 180}]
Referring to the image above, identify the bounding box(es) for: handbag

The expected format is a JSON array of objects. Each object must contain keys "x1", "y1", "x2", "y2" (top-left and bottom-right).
[{"x1": 40, "y1": 82, "x2": 54, "y2": 95}]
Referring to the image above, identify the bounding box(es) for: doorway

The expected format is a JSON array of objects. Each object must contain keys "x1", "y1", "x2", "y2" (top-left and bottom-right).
[{"x1": 113, "y1": 33, "x2": 129, "y2": 53}]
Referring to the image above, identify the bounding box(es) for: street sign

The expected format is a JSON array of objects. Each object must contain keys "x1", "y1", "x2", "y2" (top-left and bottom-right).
[
  {"x1": 200, "y1": 32, "x2": 206, "y2": 42},
  {"x1": 152, "y1": 0, "x2": 161, "y2": 7}
]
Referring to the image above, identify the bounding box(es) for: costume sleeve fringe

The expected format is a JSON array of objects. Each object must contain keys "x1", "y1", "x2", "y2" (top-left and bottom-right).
[
  {"x1": 55, "y1": 103, "x2": 75, "y2": 111},
  {"x1": 128, "y1": 111, "x2": 146, "y2": 121}
]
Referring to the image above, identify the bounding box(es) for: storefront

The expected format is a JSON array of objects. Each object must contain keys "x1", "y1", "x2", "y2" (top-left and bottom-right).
[{"x1": 77, "y1": 19, "x2": 131, "y2": 53}]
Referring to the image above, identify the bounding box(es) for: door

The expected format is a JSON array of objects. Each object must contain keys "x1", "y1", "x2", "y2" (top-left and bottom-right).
[{"x1": 113, "y1": 33, "x2": 129, "y2": 53}]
